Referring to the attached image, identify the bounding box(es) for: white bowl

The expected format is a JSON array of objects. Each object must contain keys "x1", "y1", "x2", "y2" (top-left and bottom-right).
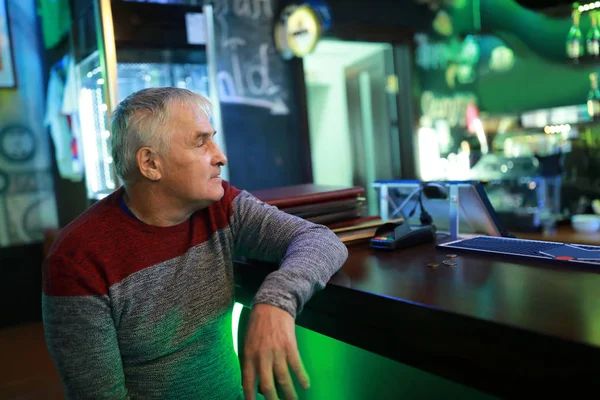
[
  {"x1": 593, "y1": 199, "x2": 600, "y2": 215},
  {"x1": 571, "y1": 214, "x2": 600, "y2": 233}
]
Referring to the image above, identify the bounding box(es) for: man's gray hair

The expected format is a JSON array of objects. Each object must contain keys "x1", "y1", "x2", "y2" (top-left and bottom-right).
[{"x1": 110, "y1": 87, "x2": 212, "y2": 184}]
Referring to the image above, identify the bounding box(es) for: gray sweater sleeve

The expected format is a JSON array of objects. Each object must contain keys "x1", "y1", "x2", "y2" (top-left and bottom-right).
[
  {"x1": 231, "y1": 190, "x2": 348, "y2": 318},
  {"x1": 42, "y1": 256, "x2": 128, "y2": 400}
]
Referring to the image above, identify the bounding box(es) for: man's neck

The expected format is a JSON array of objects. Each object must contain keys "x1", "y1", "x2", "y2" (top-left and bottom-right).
[{"x1": 123, "y1": 183, "x2": 195, "y2": 227}]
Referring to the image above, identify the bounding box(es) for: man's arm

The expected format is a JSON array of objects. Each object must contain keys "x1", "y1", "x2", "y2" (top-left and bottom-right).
[
  {"x1": 230, "y1": 190, "x2": 348, "y2": 400},
  {"x1": 42, "y1": 255, "x2": 128, "y2": 400},
  {"x1": 231, "y1": 190, "x2": 349, "y2": 318}
]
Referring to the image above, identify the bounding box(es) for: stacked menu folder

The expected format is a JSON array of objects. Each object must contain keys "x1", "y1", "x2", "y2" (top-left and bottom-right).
[
  {"x1": 251, "y1": 184, "x2": 366, "y2": 225},
  {"x1": 251, "y1": 184, "x2": 399, "y2": 243}
]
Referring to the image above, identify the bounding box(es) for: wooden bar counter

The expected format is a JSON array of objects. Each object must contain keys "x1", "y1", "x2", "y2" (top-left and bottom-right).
[
  {"x1": 234, "y1": 231, "x2": 600, "y2": 399},
  {"x1": 517, "y1": 224, "x2": 600, "y2": 245}
]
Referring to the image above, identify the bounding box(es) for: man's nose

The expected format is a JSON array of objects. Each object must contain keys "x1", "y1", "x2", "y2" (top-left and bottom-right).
[{"x1": 212, "y1": 143, "x2": 227, "y2": 166}]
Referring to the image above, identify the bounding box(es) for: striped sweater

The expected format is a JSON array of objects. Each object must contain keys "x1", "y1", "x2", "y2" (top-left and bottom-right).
[{"x1": 42, "y1": 181, "x2": 348, "y2": 399}]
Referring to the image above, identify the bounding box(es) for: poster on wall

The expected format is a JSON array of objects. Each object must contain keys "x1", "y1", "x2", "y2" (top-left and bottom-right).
[
  {"x1": 0, "y1": 0, "x2": 59, "y2": 247},
  {"x1": 0, "y1": 0, "x2": 16, "y2": 88}
]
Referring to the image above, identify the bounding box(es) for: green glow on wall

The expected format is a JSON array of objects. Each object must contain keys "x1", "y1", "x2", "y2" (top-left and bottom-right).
[
  {"x1": 443, "y1": 0, "x2": 600, "y2": 63},
  {"x1": 291, "y1": 325, "x2": 498, "y2": 399},
  {"x1": 421, "y1": 0, "x2": 600, "y2": 113},
  {"x1": 477, "y1": 32, "x2": 599, "y2": 113},
  {"x1": 234, "y1": 307, "x2": 498, "y2": 399}
]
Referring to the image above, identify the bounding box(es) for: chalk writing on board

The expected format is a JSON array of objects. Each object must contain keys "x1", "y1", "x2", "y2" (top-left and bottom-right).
[
  {"x1": 207, "y1": 0, "x2": 290, "y2": 115},
  {"x1": 210, "y1": 0, "x2": 273, "y2": 20},
  {"x1": 232, "y1": 0, "x2": 273, "y2": 19},
  {"x1": 220, "y1": 95, "x2": 289, "y2": 114}
]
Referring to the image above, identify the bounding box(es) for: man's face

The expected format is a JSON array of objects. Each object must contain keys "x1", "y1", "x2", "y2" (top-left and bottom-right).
[{"x1": 158, "y1": 101, "x2": 227, "y2": 208}]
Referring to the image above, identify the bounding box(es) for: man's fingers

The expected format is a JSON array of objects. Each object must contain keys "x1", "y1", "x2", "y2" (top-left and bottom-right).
[
  {"x1": 287, "y1": 347, "x2": 310, "y2": 390},
  {"x1": 258, "y1": 356, "x2": 278, "y2": 400},
  {"x1": 243, "y1": 358, "x2": 257, "y2": 400},
  {"x1": 274, "y1": 357, "x2": 297, "y2": 400}
]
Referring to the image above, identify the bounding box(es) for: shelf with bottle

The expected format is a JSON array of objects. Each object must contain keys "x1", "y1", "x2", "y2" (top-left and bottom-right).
[
  {"x1": 518, "y1": 102, "x2": 600, "y2": 133},
  {"x1": 587, "y1": 71, "x2": 600, "y2": 118},
  {"x1": 566, "y1": 3, "x2": 600, "y2": 63}
]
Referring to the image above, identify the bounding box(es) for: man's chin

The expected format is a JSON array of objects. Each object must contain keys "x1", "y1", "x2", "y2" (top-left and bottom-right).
[{"x1": 209, "y1": 186, "x2": 225, "y2": 202}]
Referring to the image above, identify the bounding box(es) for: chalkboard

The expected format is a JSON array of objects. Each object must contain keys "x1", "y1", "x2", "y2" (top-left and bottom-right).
[{"x1": 205, "y1": 0, "x2": 311, "y2": 191}]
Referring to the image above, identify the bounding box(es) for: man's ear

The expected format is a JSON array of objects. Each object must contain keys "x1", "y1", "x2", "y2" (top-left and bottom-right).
[{"x1": 136, "y1": 147, "x2": 162, "y2": 181}]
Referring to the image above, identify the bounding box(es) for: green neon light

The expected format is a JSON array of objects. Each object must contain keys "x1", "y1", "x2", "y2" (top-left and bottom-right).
[{"x1": 232, "y1": 302, "x2": 244, "y2": 356}]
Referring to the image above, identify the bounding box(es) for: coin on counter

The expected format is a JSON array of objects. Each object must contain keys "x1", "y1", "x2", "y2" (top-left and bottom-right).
[
  {"x1": 442, "y1": 260, "x2": 457, "y2": 266},
  {"x1": 427, "y1": 263, "x2": 440, "y2": 268},
  {"x1": 445, "y1": 254, "x2": 458, "y2": 259}
]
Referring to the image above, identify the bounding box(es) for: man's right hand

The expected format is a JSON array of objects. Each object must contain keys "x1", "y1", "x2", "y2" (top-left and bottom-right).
[{"x1": 242, "y1": 303, "x2": 310, "y2": 400}]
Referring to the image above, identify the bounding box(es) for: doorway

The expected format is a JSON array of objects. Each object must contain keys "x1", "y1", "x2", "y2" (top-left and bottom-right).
[{"x1": 303, "y1": 39, "x2": 400, "y2": 215}]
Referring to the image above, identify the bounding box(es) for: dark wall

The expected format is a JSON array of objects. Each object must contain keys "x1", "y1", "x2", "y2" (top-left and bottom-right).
[
  {"x1": 1, "y1": 244, "x2": 45, "y2": 329},
  {"x1": 320, "y1": 0, "x2": 433, "y2": 40}
]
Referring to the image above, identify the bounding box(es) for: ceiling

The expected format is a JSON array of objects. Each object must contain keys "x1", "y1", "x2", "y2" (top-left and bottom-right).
[{"x1": 514, "y1": 0, "x2": 575, "y2": 11}]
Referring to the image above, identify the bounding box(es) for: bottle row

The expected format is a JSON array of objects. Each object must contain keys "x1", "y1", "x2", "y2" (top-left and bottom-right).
[{"x1": 567, "y1": 8, "x2": 600, "y2": 60}]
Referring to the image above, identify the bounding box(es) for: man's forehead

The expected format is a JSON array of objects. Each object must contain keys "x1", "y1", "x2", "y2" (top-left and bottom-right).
[
  {"x1": 169, "y1": 101, "x2": 208, "y2": 118},
  {"x1": 168, "y1": 103, "x2": 213, "y2": 128}
]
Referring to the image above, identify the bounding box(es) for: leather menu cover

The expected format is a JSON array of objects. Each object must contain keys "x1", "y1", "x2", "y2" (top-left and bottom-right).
[
  {"x1": 326, "y1": 215, "x2": 382, "y2": 230},
  {"x1": 306, "y1": 209, "x2": 363, "y2": 225},
  {"x1": 250, "y1": 184, "x2": 364, "y2": 208},
  {"x1": 278, "y1": 197, "x2": 364, "y2": 214}
]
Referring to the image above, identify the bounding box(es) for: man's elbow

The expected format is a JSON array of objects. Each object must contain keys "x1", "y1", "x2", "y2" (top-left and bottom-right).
[
  {"x1": 317, "y1": 225, "x2": 348, "y2": 267},
  {"x1": 334, "y1": 235, "x2": 348, "y2": 265}
]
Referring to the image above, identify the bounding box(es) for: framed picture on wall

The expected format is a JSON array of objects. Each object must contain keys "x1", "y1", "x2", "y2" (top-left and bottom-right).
[{"x1": 0, "y1": 0, "x2": 16, "y2": 88}]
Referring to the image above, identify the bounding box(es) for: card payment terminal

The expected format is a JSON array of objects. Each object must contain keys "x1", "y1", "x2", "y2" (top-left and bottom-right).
[{"x1": 370, "y1": 222, "x2": 436, "y2": 250}]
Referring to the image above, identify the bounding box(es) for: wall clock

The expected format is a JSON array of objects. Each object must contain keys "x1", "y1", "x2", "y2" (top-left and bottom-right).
[{"x1": 275, "y1": 4, "x2": 324, "y2": 59}]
